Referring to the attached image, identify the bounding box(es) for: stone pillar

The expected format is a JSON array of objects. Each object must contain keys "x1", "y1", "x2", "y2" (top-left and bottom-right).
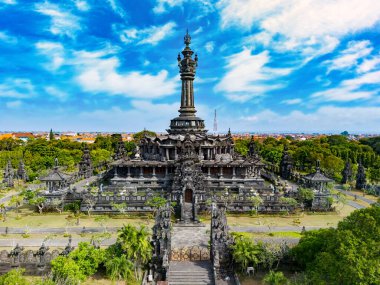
[
  {"x1": 208, "y1": 167, "x2": 211, "y2": 178},
  {"x1": 165, "y1": 166, "x2": 169, "y2": 177},
  {"x1": 232, "y1": 167, "x2": 236, "y2": 179},
  {"x1": 127, "y1": 167, "x2": 131, "y2": 178},
  {"x1": 115, "y1": 167, "x2": 119, "y2": 178},
  {"x1": 152, "y1": 166, "x2": 156, "y2": 177},
  {"x1": 220, "y1": 167, "x2": 224, "y2": 178},
  {"x1": 244, "y1": 167, "x2": 248, "y2": 178},
  {"x1": 166, "y1": 149, "x2": 170, "y2": 161},
  {"x1": 140, "y1": 167, "x2": 144, "y2": 178},
  {"x1": 174, "y1": 147, "x2": 178, "y2": 160}
]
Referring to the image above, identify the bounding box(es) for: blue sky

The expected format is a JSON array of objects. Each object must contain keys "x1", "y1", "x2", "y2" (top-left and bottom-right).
[{"x1": 1, "y1": 0, "x2": 380, "y2": 133}]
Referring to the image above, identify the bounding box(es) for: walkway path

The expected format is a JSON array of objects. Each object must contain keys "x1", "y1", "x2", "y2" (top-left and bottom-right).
[
  {"x1": 335, "y1": 186, "x2": 376, "y2": 205},
  {"x1": 0, "y1": 237, "x2": 116, "y2": 247}
]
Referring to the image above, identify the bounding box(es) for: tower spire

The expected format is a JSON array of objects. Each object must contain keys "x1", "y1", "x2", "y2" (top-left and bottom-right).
[
  {"x1": 213, "y1": 109, "x2": 217, "y2": 133},
  {"x1": 168, "y1": 30, "x2": 206, "y2": 135}
]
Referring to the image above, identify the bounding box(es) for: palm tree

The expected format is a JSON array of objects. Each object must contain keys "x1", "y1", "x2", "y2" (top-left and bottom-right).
[
  {"x1": 117, "y1": 224, "x2": 152, "y2": 281},
  {"x1": 231, "y1": 236, "x2": 263, "y2": 272},
  {"x1": 105, "y1": 254, "x2": 134, "y2": 284}
]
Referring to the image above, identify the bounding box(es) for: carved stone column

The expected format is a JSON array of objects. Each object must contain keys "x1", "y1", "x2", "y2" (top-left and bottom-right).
[
  {"x1": 140, "y1": 166, "x2": 144, "y2": 178},
  {"x1": 152, "y1": 166, "x2": 156, "y2": 177},
  {"x1": 232, "y1": 167, "x2": 236, "y2": 179},
  {"x1": 127, "y1": 166, "x2": 131, "y2": 178}
]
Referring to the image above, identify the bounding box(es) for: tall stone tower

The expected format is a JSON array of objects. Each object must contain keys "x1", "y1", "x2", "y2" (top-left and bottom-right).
[
  {"x1": 17, "y1": 160, "x2": 28, "y2": 182},
  {"x1": 168, "y1": 31, "x2": 206, "y2": 135},
  {"x1": 3, "y1": 160, "x2": 14, "y2": 187},
  {"x1": 78, "y1": 145, "x2": 93, "y2": 179}
]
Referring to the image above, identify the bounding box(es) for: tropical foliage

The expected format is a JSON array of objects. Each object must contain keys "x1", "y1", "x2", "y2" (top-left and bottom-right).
[
  {"x1": 291, "y1": 205, "x2": 380, "y2": 285},
  {"x1": 234, "y1": 135, "x2": 380, "y2": 183}
]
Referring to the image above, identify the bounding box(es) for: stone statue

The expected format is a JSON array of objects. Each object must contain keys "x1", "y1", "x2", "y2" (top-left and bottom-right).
[
  {"x1": 35, "y1": 242, "x2": 49, "y2": 266},
  {"x1": 9, "y1": 243, "x2": 24, "y2": 266},
  {"x1": 17, "y1": 159, "x2": 28, "y2": 182},
  {"x1": 342, "y1": 160, "x2": 353, "y2": 184},
  {"x1": 356, "y1": 161, "x2": 366, "y2": 190},
  {"x1": 2, "y1": 160, "x2": 14, "y2": 187}
]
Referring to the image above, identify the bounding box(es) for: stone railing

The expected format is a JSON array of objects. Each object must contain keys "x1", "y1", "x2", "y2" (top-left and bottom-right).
[{"x1": 0, "y1": 240, "x2": 74, "y2": 275}]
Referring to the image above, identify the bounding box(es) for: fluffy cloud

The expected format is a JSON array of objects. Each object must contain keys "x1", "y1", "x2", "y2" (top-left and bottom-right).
[
  {"x1": 35, "y1": 41, "x2": 65, "y2": 70},
  {"x1": 0, "y1": 0, "x2": 16, "y2": 4},
  {"x1": 237, "y1": 106, "x2": 380, "y2": 133},
  {"x1": 106, "y1": 0, "x2": 127, "y2": 19},
  {"x1": 0, "y1": 31, "x2": 17, "y2": 44},
  {"x1": 324, "y1": 41, "x2": 373, "y2": 74},
  {"x1": 79, "y1": 100, "x2": 213, "y2": 131},
  {"x1": 205, "y1": 41, "x2": 214, "y2": 53},
  {"x1": 35, "y1": 1, "x2": 81, "y2": 38},
  {"x1": 119, "y1": 22, "x2": 176, "y2": 46},
  {"x1": 282, "y1": 98, "x2": 302, "y2": 105},
  {"x1": 74, "y1": 0, "x2": 90, "y2": 11},
  {"x1": 0, "y1": 78, "x2": 35, "y2": 98},
  {"x1": 74, "y1": 49, "x2": 178, "y2": 99},
  {"x1": 215, "y1": 48, "x2": 293, "y2": 102},
  {"x1": 219, "y1": 0, "x2": 380, "y2": 58},
  {"x1": 153, "y1": 0, "x2": 214, "y2": 16}
]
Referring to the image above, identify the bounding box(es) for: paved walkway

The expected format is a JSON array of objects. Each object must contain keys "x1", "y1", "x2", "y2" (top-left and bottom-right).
[
  {"x1": 171, "y1": 225, "x2": 209, "y2": 248},
  {"x1": 0, "y1": 237, "x2": 116, "y2": 247},
  {"x1": 335, "y1": 187, "x2": 376, "y2": 205}
]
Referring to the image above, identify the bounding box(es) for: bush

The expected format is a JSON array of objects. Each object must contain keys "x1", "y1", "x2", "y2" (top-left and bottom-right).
[
  {"x1": 51, "y1": 256, "x2": 86, "y2": 285},
  {"x1": 263, "y1": 271, "x2": 288, "y2": 285},
  {"x1": 0, "y1": 268, "x2": 29, "y2": 285}
]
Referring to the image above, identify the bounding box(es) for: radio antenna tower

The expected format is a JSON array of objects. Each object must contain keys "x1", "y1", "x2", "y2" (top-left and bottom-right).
[{"x1": 213, "y1": 109, "x2": 217, "y2": 133}]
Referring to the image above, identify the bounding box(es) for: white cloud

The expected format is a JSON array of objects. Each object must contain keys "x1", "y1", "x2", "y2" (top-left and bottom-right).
[
  {"x1": 0, "y1": 78, "x2": 35, "y2": 98},
  {"x1": 6, "y1": 100, "x2": 22, "y2": 109},
  {"x1": 153, "y1": 0, "x2": 182, "y2": 14},
  {"x1": 282, "y1": 98, "x2": 302, "y2": 105},
  {"x1": 312, "y1": 87, "x2": 374, "y2": 102},
  {"x1": 74, "y1": 49, "x2": 178, "y2": 99},
  {"x1": 45, "y1": 86, "x2": 67, "y2": 101},
  {"x1": 324, "y1": 40, "x2": 373, "y2": 73},
  {"x1": 78, "y1": 100, "x2": 213, "y2": 132},
  {"x1": 205, "y1": 41, "x2": 214, "y2": 53},
  {"x1": 312, "y1": 70, "x2": 380, "y2": 102},
  {"x1": 237, "y1": 106, "x2": 380, "y2": 133},
  {"x1": 219, "y1": 0, "x2": 380, "y2": 57},
  {"x1": 106, "y1": 0, "x2": 127, "y2": 19},
  {"x1": 74, "y1": 0, "x2": 90, "y2": 11},
  {"x1": 357, "y1": 55, "x2": 380, "y2": 74},
  {"x1": 0, "y1": 31, "x2": 17, "y2": 44},
  {"x1": 35, "y1": 1, "x2": 81, "y2": 38},
  {"x1": 193, "y1": 27, "x2": 203, "y2": 35},
  {"x1": 119, "y1": 22, "x2": 176, "y2": 46},
  {"x1": 35, "y1": 41, "x2": 65, "y2": 70},
  {"x1": 215, "y1": 48, "x2": 293, "y2": 102},
  {"x1": 342, "y1": 70, "x2": 380, "y2": 88},
  {"x1": 153, "y1": 0, "x2": 214, "y2": 16},
  {"x1": 0, "y1": 0, "x2": 16, "y2": 4}
]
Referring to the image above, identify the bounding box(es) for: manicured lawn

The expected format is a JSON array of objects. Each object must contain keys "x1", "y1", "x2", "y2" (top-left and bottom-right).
[
  {"x1": 1, "y1": 207, "x2": 154, "y2": 228},
  {"x1": 227, "y1": 204, "x2": 356, "y2": 228}
]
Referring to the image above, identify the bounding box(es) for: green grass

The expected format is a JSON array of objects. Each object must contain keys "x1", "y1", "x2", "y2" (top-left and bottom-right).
[{"x1": 234, "y1": 231, "x2": 302, "y2": 239}]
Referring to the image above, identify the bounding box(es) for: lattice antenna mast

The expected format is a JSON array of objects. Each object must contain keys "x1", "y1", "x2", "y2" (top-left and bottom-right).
[{"x1": 213, "y1": 109, "x2": 217, "y2": 133}]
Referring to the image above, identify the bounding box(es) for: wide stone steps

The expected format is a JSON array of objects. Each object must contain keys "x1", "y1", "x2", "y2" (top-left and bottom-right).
[{"x1": 168, "y1": 261, "x2": 214, "y2": 285}]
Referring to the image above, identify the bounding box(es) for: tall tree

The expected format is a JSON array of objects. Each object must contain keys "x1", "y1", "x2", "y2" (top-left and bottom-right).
[{"x1": 49, "y1": 129, "x2": 54, "y2": 141}]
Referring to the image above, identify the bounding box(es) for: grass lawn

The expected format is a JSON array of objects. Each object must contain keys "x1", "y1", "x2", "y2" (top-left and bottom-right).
[
  {"x1": 227, "y1": 204, "x2": 356, "y2": 228},
  {"x1": 1, "y1": 207, "x2": 154, "y2": 229},
  {"x1": 234, "y1": 231, "x2": 302, "y2": 239}
]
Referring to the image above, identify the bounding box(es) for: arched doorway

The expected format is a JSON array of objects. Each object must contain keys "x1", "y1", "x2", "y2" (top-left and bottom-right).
[{"x1": 184, "y1": 189, "x2": 193, "y2": 203}]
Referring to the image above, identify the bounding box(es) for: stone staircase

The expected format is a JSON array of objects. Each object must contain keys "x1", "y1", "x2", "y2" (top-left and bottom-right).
[{"x1": 168, "y1": 261, "x2": 214, "y2": 285}]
